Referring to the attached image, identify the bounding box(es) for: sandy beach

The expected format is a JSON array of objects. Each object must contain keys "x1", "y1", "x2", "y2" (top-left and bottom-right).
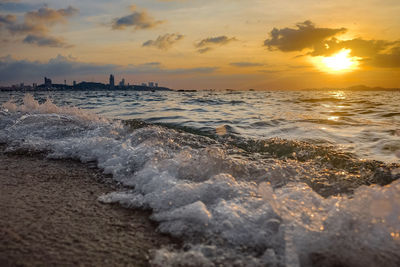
[{"x1": 0, "y1": 149, "x2": 176, "y2": 266}]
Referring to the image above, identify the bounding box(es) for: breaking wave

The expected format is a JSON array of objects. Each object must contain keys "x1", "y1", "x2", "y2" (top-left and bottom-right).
[{"x1": 1, "y1": 95, "x2": 399, "y2": 266}]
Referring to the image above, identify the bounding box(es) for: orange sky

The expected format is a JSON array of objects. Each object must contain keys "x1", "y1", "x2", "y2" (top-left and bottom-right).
[{"x1": 1, "y1": 0, "x2": 399, "y2": 89}]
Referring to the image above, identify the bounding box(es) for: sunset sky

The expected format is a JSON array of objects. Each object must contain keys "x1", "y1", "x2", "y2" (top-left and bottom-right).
[{"x1": 1, "y1": 0, "x2": 399, "y2": 89}]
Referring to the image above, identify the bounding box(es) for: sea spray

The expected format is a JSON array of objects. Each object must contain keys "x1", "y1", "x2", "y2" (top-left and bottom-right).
[{"x1": 1, "y1": 94, "x2": 399, "y2": 266}]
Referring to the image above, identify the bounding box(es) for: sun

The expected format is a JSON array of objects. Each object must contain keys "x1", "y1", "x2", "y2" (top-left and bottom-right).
[{"x1": 312, "y1": 49, "x2": 360, "y2": 74}]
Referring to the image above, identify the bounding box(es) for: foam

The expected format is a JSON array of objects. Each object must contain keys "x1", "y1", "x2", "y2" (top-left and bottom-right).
[
  {"x1": 1, "y1": 95, "x2": 399, "y2": 266},
  {"x1": 2, "y1": 94, "x2": 106, "y2": 122}
]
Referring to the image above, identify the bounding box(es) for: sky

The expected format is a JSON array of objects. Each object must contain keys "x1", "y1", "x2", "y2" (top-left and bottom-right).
[{"x1": 0, "y1": 0, "x2": 399, "y2": 90}]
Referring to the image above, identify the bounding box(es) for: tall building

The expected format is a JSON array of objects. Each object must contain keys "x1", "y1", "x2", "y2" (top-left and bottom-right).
[
  {"x1": 44, "y1": 77, "x2": 52, "y2": 88},
  {"x1": 119, "y1": 78, "x2": 125, "y2": 87},
  {"x1": 149, "y1": 82, "x2": 154, "y2": 88},
  {"x1": 109, "y1": 74, "x2": 115, "y2": 89},
  {"x1": 73, "y1": 81, "x2": 76, "y2": 87}
]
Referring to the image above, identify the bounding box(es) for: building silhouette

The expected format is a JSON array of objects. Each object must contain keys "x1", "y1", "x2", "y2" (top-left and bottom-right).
[
  {"x1": 119, "y1": 78, "x2": 125, "y2": 87},
  {"x1": 44, "y1": 77, "x2": 52, "y2": 88},
  {"x1": 109, "y1": 74, "x2": 115, "y2": 89}
]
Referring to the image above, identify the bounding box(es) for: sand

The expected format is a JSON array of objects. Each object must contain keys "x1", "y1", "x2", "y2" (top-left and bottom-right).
[{"x1": 0, "y1": 149, "x2": 177, "y2": 266}]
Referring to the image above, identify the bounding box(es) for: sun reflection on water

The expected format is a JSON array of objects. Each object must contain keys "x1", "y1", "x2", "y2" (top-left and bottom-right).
[
  {"x1": 328, "y1": 116, "x2": 339, "y2": 121},
  {"x1": 330, "y1": 91, "x2": 346, "y2": 99}
]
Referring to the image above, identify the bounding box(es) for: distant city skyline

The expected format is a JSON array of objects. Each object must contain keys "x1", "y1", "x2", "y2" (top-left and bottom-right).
[
  {"x1": 0, "y1": 1, "x2": 399, "y2": 89},
  {"x1": 1, "y1": 75, "x2": 398, "y2": 92},
  {"x1": 0, "y1": 73, "x2": 167, "y2": 92},
  {"x1": 1, "y1": 74, "x2": 161, "y2": 89}
]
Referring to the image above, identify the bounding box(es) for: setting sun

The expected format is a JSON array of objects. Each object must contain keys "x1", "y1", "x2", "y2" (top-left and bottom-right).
[{"x1": 313, "y1": 49, "x2": 360, "y2": 74}]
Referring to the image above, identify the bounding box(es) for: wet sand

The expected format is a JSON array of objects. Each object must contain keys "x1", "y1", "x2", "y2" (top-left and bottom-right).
[{"x1": 0, "y1": 150, "x2": 176, "y2": 266}]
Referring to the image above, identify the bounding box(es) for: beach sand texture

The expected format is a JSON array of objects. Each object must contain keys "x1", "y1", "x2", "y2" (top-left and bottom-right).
[{"x1": 0, "y1": 150, "x2": 176, "y2": 266}]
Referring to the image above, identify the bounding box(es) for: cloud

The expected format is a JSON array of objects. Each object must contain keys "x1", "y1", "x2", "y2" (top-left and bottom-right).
[
  {"x1": 25, "y1": 6, "x2": 78, "y2": 26},
  {"x1": 196, "y1": 47, "x2": 211, "y2": 54},
  {"x1": 112, "y1": 6, "x2": 163, "y2": 30},
  {"x1": 230, "y1": 62, "x2": 264, "y2": 67},
  {"x1": 310, "y1": 37, "x2": 398, "y2": 57},
  {"x1": 0, "y1": 14, "x2": 16, "y2": 25},
  {"x1": 23, "y1": 34, "x2": 69, "y2": 47},
  {"x1": 5, "y1": 20, "x2": 46, "y2": 35},
  {"x1": 369, "y1": 46, "x2": 400, "y2": 68},
  {"x1": 264, "y1": 20, "x2": 347, "y2": 52},
  {"x1": 0, "y1": 55, "x2": 115, "y2": 82},
  {"x1": 195, "y1": 35, "x2": 237, "y2": 53},
  {"x1": 0, "y1": 55, "x2": 218, "y2": 83},
  {"x1": 4, "y1": 6, "x2": 78, "y2": 35},
  {"x1": 196, "y1": 36, "x2": 237, "y2": 48},
  {"x1": 142, "y1": 33, "x2": 184, "y2": 50},
  {"x1": 0, "y1": 6, "x2": 78, "y2": 47},
  {"x1": 265, "y1": 20, "x2": 400, "y2": 68}
]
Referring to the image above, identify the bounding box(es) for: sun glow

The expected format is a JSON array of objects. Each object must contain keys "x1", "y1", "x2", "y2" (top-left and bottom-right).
[{"x1": 312, "y1": 49, "x2": 360, "y2": 74}]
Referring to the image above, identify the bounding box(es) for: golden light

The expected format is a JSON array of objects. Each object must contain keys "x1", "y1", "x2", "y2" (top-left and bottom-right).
[{"x1": 312, "y1": 49, "x2": 360, "y2": 74}]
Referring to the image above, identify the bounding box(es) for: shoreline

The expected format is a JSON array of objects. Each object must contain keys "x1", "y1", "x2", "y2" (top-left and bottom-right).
[{"x1": 0, "y1": 149, "x2": 177, "y2": 266}]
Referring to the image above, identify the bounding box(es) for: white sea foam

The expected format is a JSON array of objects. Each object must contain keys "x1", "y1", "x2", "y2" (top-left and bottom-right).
[
  {"x1": 1, "y1": 95, "x2": 399, "y2": 266},
  {"x1": 2, "y1": 94, "x2": 106, "y2": 122}
]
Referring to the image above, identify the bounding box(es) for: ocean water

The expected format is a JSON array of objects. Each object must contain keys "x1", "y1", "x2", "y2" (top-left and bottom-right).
[{"x1": 0, "y1": 90, "x2": 399, "y2": 266}]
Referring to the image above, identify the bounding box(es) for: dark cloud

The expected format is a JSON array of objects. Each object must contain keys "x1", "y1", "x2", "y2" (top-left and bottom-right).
[
  {"x1": 195, "y1": 35, "x2": 237, "y2": 53},
  {"x1": 311, "y1": 37, "x2": 398, "y2": 57},
  {"x1": 196, "y1": 36, "x2": 237, "y2": 48},
  {"x1": 5, "y1": 20, "x2": 46, "y2": 35},
  {"x1": 0, "y1": 55, "x2": 218, "y2": 83},
  {"x1": 265, "y1": 20, "x2": 400, "y2": 68},
  {"x1": 112, "y1": 5, "x2": 163, "y2": 30},
  {"x1": 197, "y1": 47, "x2": 213, "y2": 54},
  {"x1": 264, "y1": 20, "x2": 347, "y2": 52},
  {"x1": 230, "y1": 62, "x2": 264, "y2": 67},
  {"x1": 369, "y1": 46, "x2": 400, "y2": 68},
  {"x1": 0, "y1": 55, "x2": 115, "y2": 82},
  {"x1": 0, "y1": 6, "x2": 78, "y2": 47},
  {"x1": 0, "y1": 14, "x2": 16, "y2": 25},
  {"x1": 4, "y1": 6, "x2": 78, "y2": 35},
  {"x1": 142, "y1": 33, "x2": 184, "y2": 50},
  {"x1": 23, "y1": 34, "x2": 69, "y2": 47},
  {"x1": 25, "y1": 6, "x2": 78, "y2": 25},
  {"x1": 316, "y1": 38, "x2": 400, "y2": 68}
]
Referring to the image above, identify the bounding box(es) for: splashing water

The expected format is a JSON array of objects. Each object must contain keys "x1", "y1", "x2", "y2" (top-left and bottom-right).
[{"x1": 1, "y1": 93, "x2": 399, "y2": 266}]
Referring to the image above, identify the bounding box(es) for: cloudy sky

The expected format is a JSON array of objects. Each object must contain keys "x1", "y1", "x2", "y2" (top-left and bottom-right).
[{"x1": 0, "y1": 0, "x2": 399, "y2": 89}]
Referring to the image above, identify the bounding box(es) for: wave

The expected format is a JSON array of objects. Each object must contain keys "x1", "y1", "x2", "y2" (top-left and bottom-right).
[
  {"x1": 1, "y1": 95, "x2": 400, "y2": 266},
  {"x1": 297, "y1": 97, "x2": 344, "y2": 103},
  {"x1": 181, "y1": 98, "x2": 246, "y2": 106},
  {"x1": 382, "y1": 112, "x2": 400, "y2": 118}
]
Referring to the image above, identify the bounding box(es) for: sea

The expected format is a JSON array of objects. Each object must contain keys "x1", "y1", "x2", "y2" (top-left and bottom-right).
[{"x1": 0, "y1": 90, "x2": 399, "y2": 266}]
